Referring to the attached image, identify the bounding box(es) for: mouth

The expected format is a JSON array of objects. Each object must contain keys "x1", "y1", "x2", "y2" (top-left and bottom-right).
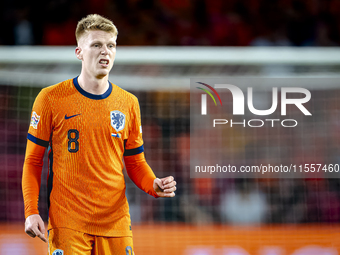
[{"x1": 99, "y1": 59, "x2": 109, "y2": 67}]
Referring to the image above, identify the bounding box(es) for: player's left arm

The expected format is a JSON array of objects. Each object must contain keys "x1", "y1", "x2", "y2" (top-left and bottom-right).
[{"x1": 124, "y1": 153, "x2": 176, "y2": 198}]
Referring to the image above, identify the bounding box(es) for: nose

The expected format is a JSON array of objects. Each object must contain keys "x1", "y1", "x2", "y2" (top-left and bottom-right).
[{"x1": 101, "y1": 46, "x2": 109, "y2": 55}]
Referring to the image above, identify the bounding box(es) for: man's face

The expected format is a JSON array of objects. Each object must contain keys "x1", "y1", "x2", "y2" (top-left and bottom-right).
[{"x1": 76, "y1": 30, "x2": 117, "y2": 79}]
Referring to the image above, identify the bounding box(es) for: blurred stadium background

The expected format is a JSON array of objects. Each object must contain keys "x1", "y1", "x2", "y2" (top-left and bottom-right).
[{"x1": 1, "y1": 0, "x2": 340, "y2": 254}]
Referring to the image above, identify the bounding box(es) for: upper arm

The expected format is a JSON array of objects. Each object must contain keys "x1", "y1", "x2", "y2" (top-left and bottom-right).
[
  {"x1": 124, "y1": 97, "x2": 144, "y2": 156},
  {"x1": 27, "y1": 89, "x2": 53, "y2": 147}
]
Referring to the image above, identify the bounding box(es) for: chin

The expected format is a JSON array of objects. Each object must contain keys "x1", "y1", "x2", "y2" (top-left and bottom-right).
[
  {"x1": 96, "y1": 74, "x2": 108, "y2": 79},
  {"x1": 96, "y1": 70, "x2": 109, "y2": 79}
]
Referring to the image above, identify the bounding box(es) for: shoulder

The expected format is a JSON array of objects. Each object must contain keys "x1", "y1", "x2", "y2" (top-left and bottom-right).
[
  {"x1": 111, "y1": 83, "x2": 139, "y2": 105},
  {"x1": 41, "y1": 78, "x2": 73, "y2": 95},
  {"x1": 37, "y1": 78, "x2": 74, "y2": 101}
]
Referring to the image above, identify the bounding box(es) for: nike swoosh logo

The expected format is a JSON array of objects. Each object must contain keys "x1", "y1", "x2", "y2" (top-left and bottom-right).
[{"x1": 65, "y1": 114, "x2": 81, "y2": 120}]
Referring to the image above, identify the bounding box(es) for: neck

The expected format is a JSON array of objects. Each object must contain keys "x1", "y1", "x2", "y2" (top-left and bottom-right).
[{"x1": 77, "y1": 72, "x2": 109, "y2": 95}]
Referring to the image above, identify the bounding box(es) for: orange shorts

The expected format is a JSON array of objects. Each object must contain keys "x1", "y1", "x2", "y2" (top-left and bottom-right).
[{"x1": 48, "y1": 228, "x2": 134, "y2": 255}]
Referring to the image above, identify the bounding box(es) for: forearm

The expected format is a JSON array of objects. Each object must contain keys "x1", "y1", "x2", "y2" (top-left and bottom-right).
[
  {"x1": 124, "y1": 152, "x2": 158, "y2": 198},
  {"x1": 22, "y1": 139, "x2": 46, "y2": 218}
]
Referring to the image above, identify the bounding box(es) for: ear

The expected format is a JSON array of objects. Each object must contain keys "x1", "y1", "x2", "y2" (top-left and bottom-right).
[{"x1": 75, "y1": 47, "x2": 83, "y2": 60}]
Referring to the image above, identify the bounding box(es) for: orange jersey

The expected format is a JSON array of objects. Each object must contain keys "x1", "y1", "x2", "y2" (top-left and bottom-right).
[{"x1": 23, "y1": 77, "x2": 156, "y2": 237}]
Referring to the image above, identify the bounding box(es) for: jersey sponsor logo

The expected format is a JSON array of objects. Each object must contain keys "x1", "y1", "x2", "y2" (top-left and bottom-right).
[
  {"x1": 65, "y1": 113, "x2": 81, "y2": 120},
  {"x1": 111, "y1": 111, "x2": 126, "y2": 132},
  {"x1": 30, "y1": 111, "x2": 40, "y2": 129},
  {"x1": 52, "y1": 249, "x2": 64, "y2": 255},
  {"x1": 140, "y1": 125, "x2": 142, "y2": 133}
]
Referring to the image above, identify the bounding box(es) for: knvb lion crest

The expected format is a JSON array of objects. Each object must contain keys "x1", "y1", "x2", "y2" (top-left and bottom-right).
[
  {"x1": 110, "y1": 110, "x2": 126, "y2": 132},
  {"x1": 52, "y1": 249, "x2": 64, "y2": 255}
]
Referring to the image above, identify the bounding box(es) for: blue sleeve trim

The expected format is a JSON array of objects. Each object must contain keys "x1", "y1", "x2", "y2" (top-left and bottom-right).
[
  {"x1": 27, "y1": 133, "x2": 49, "y2": 147},
  {"x1": 124, "y1": 145, "x2": 144, "y2": 156}
]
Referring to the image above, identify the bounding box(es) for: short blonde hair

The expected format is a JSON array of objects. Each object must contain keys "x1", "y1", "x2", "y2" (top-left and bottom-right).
[{"x1": 76, "y1": 14, "x2": 118, "y2": 43}]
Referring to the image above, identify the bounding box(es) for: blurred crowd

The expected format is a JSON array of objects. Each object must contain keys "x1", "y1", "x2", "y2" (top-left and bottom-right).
[
  {"x1": 1, "y1": 0, "x2": 340, "y2": 46},
  {"x1": 144, "y1": 89, "x2": 340, "y2": 225}
]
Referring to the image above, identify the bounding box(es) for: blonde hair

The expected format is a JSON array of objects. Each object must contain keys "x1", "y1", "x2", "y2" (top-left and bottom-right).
[{"x1": 76, "y1": 14, "x2": 118, "y2": 43}]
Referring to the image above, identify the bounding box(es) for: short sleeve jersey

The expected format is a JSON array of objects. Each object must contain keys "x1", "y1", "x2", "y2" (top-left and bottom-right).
[{"x1": 28, "y1": 77, "x2": 144, "y2": 237}]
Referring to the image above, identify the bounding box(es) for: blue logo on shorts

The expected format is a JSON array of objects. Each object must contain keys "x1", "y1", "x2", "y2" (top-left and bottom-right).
[{"x1": 52, "y1": 249, "x2": 64, "y2": 255}]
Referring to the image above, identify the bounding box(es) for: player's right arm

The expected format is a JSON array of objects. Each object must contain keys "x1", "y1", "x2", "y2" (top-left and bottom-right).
[
  {"x1": 22, "y1": 139, "x2": 47, "y2": 242},
  {"x1": 22, "y1": 89, "x2": 52, "y2": 243}
]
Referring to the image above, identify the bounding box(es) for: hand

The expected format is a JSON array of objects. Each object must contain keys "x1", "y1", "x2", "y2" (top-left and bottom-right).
[
  {"x1": 153, "y1": 176, "x2": 176, "y2": 197},
  {"x1": 25, "y1": 214, "x2": 47, "y2": 243}
]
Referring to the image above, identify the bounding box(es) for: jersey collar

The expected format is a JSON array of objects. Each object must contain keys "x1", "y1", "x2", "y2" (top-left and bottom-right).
[{"x1": 73, "y1": 76, "x2": 112, "y2": 100}]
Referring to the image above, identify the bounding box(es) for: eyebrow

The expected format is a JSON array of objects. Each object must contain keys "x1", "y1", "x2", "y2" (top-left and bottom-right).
[{"x1": 91, "y1": 40, "x2": 116, "y2": 46}]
